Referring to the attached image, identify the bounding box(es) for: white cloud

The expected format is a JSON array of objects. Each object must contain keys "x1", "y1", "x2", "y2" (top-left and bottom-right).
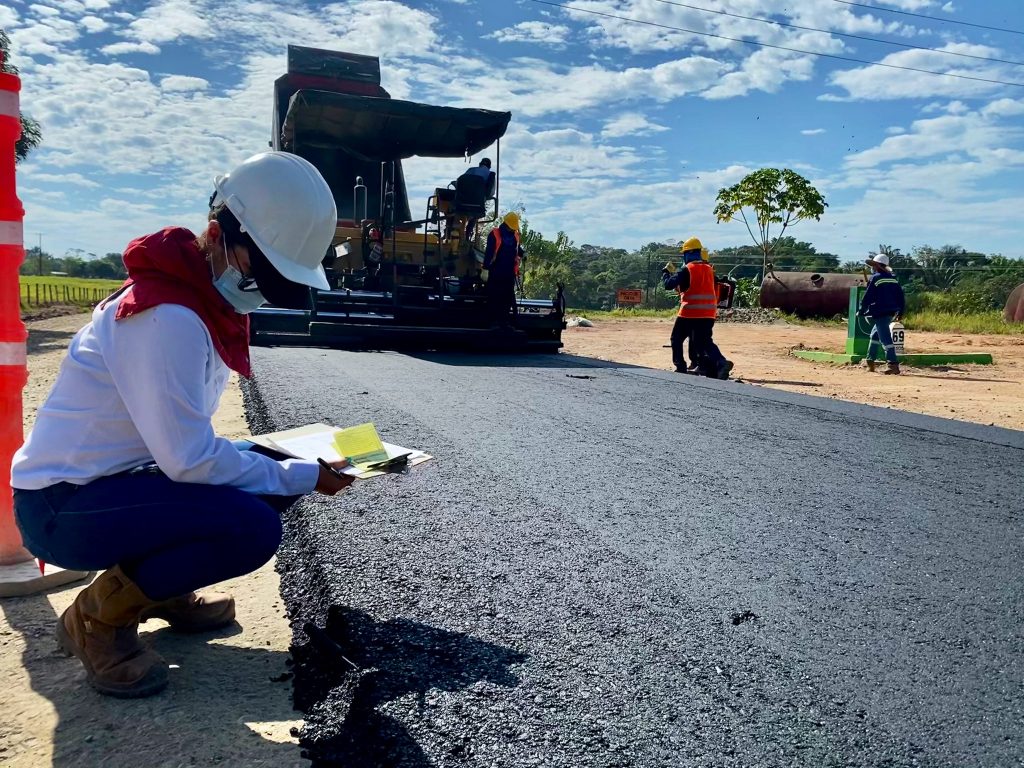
[
  {"x1": 23, "y1": 171, "x2": 100, "y2": 187},
  {"x1": 80, "y1": 15, "x2": 109, "y2": 33},
  {"x1": 486, "y1": 21, "x2": 571, "y2": 46},
  {"x1": 602, "y1": 114, "x2": 670, "y2": 138},
  {"x1": 29, "y1": 5, "x2": 63, "y2": 18},
  {"x1": 102, "y1": 41, "x2": 161, "y2": 55},
  {"x1": 160, "y1": 74, "x2": 208, "y2": 92},
  {"x1": 0, "y1": 6, "x2": 19, "y2": 28},
  {"x1": 802, "y1": 128, "x2": 826, "y2": 135},
  {"x1": 844, "y1": 101, "x2": 1024, "y2": 170},
  {"x1": 120, "y1": 0, "x2": 212, "y2": 45},
  {"x1": 825, "y1": 43, "x2": 1017, "y2": 101}
]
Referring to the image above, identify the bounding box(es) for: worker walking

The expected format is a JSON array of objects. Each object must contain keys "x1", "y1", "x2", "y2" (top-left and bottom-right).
[
  {"x1": 663, "y1": 237, "x2": 733, "y2": 379},
  {"x1": 483, "y1": 211, "x2": 523, "y2": 328},
  {"x1": 10, "y1": 152, "x2": 353, "y2": 698},
  {"x1": 858, "y1": 252, "x2": 906, "y2": 375}
]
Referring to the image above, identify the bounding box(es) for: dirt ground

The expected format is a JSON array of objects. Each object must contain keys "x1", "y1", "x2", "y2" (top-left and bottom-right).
[
  {"x1": 563, "y1": 317, "x2": 1024, "y2": 432},
  {"x1": 1, "y1": 313, "x2": 304, "y2": 768}
]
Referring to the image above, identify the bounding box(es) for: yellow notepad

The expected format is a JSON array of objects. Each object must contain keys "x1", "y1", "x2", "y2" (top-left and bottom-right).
[{"x1": 333, "y1": 422, "x2": 388, "y2": 467}]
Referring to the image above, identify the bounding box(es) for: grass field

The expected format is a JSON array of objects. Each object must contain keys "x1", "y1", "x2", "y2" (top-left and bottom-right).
[
  {"x1": 19, "y1": 275, "x2": 123, "y2": 308},
  {"x1": 570, "y1": 306, "x2": 1024, "y2": 335}
]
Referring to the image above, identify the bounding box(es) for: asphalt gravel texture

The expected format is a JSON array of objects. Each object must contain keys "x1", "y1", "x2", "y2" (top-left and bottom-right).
[{"x1": 242, "y1": 349, "x2": 1024, "y2": 768}]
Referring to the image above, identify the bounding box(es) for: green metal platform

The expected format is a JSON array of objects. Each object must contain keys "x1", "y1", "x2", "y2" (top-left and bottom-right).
[{"x1": 791, "y1": 287, "x2": 994, "y2": 367}]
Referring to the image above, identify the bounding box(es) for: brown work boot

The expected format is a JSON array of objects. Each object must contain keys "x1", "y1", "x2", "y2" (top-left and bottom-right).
[
  {"x1": 884, "y1": 362, "x2": 901, "y2": 375},
  {"x1": 865, "y1": 359, "x2": 877, "y2": 372},
  {"x1": 140, "y1": 591, "x2": 235, "y2": 633},
  {"x1": 56, "y1": 565, "x2": 169, "y2": 698}
]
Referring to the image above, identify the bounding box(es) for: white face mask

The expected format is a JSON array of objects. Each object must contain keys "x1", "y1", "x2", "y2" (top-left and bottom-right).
[{"x1": 212, "y1": 235, "x2": 266, "y2": 314}]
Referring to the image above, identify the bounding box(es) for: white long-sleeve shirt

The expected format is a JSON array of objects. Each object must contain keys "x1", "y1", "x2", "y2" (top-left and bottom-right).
[{"x1": 12, "y1": 299, "x2": 319, "y2": 496}]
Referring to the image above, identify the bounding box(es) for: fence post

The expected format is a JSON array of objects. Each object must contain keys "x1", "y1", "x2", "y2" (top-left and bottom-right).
[{"x1": 0, "y1": 55, "x2": 90, "y2": 595}]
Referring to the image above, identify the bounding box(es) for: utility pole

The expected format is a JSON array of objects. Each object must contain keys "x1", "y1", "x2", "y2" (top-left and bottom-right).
[
  {"x1": 645, "y1": 251, "x2": 651, "y2": 306},
  {"x1": 35, "y1": 232, "x2": 42, "y2": 275}
]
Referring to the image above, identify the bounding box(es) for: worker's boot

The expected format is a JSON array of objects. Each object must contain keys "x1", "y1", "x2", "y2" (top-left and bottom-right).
[
  {"x1": 140, "y1": 590, "x2": 235, "y2": 633},
  {"x1": 865, "y1": 359, "x2": 877, "y2": 372},
  {"x1": 716, "y1": 360, "x2": 734, "y2": 380},
  {"x1": 56, "y1": 565, "x2": 169, "y2": 698},
  {"x1": 884, "y1": 362, "x2": 901, "y2": 375}
]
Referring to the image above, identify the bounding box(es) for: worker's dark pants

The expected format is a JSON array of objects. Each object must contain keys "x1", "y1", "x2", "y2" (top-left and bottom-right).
[
  {"x1": 12, "y1": 441, "x2": 295, "y2": 601},
  {"x1": 671, "y1": 316, "x2": 725, "y2": 373},
  {"x1": 487, "y1": 273, "x2": 518, "y2": 327},
  {"x1": 866, "y1": 314, "x2": 898, "y2": 363}
]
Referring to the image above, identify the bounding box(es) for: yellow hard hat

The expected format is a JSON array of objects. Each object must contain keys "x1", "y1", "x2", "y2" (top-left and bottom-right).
[
  {"x1": 680, "y1": 236, "x2": 703, "y2": 253},
  {"x1": 701, "y1": 247, "x2": 709, "y2": 261},
  {"x1": 503, "y1": 212, "x2": 520, "y2": 232}
]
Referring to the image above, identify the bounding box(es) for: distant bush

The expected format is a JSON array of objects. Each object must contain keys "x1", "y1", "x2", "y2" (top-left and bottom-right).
[{"x1": 904, "y1": 310, "x2": 1023, "y2": 335}]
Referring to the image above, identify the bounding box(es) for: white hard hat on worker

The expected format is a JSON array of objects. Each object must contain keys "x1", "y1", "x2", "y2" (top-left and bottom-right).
[
  {"x1": 207, "y1": 151, "x2": 336, "y2": 311},
  {"x1": 865, "y1": 253, "x2": 893, "y2": 272}
]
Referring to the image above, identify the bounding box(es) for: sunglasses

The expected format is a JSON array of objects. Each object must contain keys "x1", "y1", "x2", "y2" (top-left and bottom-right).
[{"x1": 229, "y1": 231, "x2": 266, "y2": 293}]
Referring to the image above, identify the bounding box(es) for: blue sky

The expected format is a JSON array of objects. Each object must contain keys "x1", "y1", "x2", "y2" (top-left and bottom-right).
[{"x1": 3, "y1": 0, "x2": 1023, "y2": 262}]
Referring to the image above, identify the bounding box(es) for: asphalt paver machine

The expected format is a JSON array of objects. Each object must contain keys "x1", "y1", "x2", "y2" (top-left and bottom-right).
[{"x1": 249, "y1": 45, "x2": 566, "y2": 352}]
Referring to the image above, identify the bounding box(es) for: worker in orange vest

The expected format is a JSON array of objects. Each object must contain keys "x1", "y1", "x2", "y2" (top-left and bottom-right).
[
  {"x1": 662, "y1": 237, "x2": 733, "y2": 379},
  {"x1": 483, "y1": 211, "x2": 524, "y2": 328}
]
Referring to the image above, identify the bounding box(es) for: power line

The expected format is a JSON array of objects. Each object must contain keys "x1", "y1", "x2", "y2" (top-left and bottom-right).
[
  {"x1": 649, "y1": 0, "x2": 1024, "y2": 67},
  {"x1": 832, "y1": 0, "x2": 1024, "y2": 36},
  {"x1": 530, "y1": 0, "x2": 1024, "y2": 88}
]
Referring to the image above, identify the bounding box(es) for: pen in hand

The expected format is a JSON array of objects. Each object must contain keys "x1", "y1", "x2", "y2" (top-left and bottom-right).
[
  {"x1": 316, "y1": 457, "x2": 354, "y2": 495},
  {"x1": 317, "y1": 457, "x2": 348, "y2": 478}
]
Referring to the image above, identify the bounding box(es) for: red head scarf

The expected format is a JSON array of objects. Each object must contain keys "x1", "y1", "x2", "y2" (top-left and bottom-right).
[{"x1": 111, "y1": 227, "x2": 251, "y2": 377}]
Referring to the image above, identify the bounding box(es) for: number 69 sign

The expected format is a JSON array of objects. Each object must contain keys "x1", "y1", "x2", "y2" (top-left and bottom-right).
[{"x1": 889, "y1": 321, "x2": 906, "y2": 356}]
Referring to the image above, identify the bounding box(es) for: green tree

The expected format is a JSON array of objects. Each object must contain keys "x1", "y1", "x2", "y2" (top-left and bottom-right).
[
  {"x1": 713, "y1": 237, "x2": 839, "y2": 279},
  {"x1": 714, "y1": 168, "x2": 827, "y2": 273},
  {"x1": 0, "y1": 30, "x2": 43, "y2": 163},
  {"x1": 19, "y1": 245, "x2": 57, "y2": 275},
  {"x1": 520, "y1": 219, "x2": 575, "y2": 303}
]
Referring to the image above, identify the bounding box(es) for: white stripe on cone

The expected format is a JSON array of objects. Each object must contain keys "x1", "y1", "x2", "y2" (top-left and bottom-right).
[
  {"x1": 0, "y1": 220, "x2": 24, "y2": 246},
  {"x1": 0, "y1": 90, "x2": 18, "y2": 119},
  {"x1": 0, "y1": 342, "x2": 27, "y2": 366}
]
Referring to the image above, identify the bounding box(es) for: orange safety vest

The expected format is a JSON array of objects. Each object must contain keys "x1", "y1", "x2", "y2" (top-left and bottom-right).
[
  {"x1": 488, "y1": 227, "x2": 522, "y2": 276},
  {"x1": 677, "y1": 261, "x2": 718, "y2": 319}
]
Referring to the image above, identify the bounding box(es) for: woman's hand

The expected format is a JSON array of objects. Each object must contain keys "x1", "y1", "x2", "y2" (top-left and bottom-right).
[{"x1": 315, "y1": 459, "x2": 354, "y2": 495}]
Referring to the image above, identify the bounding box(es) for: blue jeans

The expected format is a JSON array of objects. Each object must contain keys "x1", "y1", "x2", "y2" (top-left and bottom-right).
[
  {"x1": 13, "y1": 441, "x2": 297, "y2": 601},
  {"x1": 866, "y1": 314, "x2": 898, "y2": 364}
]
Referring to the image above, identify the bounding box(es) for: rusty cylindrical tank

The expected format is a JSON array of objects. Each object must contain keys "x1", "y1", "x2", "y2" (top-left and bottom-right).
[
  {"x1": 1003, "y1": 283, "x2": 1024, "y2": 324},
  {"x1": 760, "y1": 271, "x2": 866, "y2": 318}
]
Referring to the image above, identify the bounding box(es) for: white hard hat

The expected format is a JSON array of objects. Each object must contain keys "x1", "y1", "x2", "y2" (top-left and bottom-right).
[
  {"x1": 866, "y1": 253, "x2": 891, "y2": 268},
  {"x1": 214, "y1": 152, "x2": 336, "y2": 292}
]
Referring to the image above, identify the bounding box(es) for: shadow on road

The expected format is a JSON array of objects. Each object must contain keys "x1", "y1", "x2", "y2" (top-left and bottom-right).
[
  {"x1": 742, "y1": 378, "x2": 823, "y2": 387},
  {"x1": 294, "y1": 606, "x2": 527, "y2": 767},
  {"x1": 1, "y1": 591, "x2": 303, "y2": 767},
  {"x1": 904, "y1": 372, "x2": 1010, "y2": 383},
  {"x1": 25, "y1": 328, "x2": 82, "y2": 356},
  {"x1": 409, "y1": 351, "x2": 646, "y2": 371}
]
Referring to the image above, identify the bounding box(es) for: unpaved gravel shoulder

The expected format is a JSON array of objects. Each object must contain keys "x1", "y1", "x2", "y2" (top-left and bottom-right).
[{"x1": 1, "y1": 313, "x2": 304, "y2": 768}]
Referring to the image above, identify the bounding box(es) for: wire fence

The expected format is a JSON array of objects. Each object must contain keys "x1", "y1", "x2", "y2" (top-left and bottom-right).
[{"x1": 20, "y1": 283, "x2": 114, "y2": 309}]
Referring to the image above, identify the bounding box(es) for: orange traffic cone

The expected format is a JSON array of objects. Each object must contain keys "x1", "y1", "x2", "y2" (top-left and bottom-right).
[{"x1": 0, "y1": 55, "x2": 90, "y2": 597}]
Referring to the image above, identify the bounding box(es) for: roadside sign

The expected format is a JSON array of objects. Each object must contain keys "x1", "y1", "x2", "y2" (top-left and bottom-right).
[
  {"x1": 890, "y1": 321, "x2": 905, "y2": 356},
  {"x1": 617, "y1": 288, "x2": 643, "y2": 306}
]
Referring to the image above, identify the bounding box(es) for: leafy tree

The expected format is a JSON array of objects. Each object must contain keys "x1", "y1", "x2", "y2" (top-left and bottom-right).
[
  {"x1": 19, "y1": 246, "x2": 57, "y2": 275},
  {"x1": 714, "y1": 168, "x2": 827, "y2": 273},
  {"x1": 0, "y1": 30, "x2": 43, "y2": 163},
  {"x1": 519, "y1": 219, "x2": 575, "y2": 303},
  {"x1": 713, "y1": 237, "x2": 839, "y2": 279}
]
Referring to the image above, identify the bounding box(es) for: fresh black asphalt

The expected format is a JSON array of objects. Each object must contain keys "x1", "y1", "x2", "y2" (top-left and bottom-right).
[{"x1": 243, "y1": 348, "x2": 1024, "y2": 768}]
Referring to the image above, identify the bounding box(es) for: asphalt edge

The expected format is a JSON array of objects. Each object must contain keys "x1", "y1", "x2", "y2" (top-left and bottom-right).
[{"x1": 559, "y1": 354, "x2": 1024, "y2": 451}]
